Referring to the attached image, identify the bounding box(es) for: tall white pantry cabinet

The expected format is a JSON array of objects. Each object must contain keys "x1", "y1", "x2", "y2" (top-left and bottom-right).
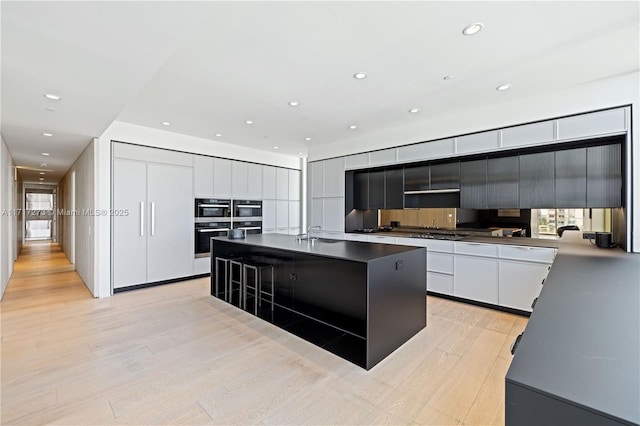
[{"x1": 112, "y1": 143, "x2": 194, "y2": 289}]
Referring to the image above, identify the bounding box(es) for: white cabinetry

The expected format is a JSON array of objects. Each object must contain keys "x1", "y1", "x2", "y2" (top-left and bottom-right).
[
  {"x1": 454, "y1": 255, "x2": 498, "y2": 304},
  {"x1": 193, "y1": 155, "x2": 214, "y2": 198},
  {"x1": 323, "y1": 158, "x2": 345, "y2": 197},
  {"x1": 276, "y1": 168, "x2": 289, "y2": 200},
  {"x1": 262, "y1": 200, "x2": 276, "y2": 232},
  {"x1": 263, "y1": 166, "x2": 277, "y2": 199},
  {"x1": 231, "y1": 161, "x2": 249, "y2": 198},
  {"x1": 276, "y1": 200, "x2": 289, "y2": 231},
  {"x1": 322, "y1": 198, "x2": 344, "y2": 232},
  {"x1": 112, "y1": 149, "x2": 194, "y2": 289},
  {"x1": 213, "y1": 158, "x2": 232, "y2": 198},
  {"x1": 557, "y1": 108, "x2": 627, "y2": 140},
  {"x1": 310, "y1": 198, "x2": 323, "y2": 228},
  {"x1": 247, "y1": 163, "x2": 263, "y2": 199},
  {"x1": 289, "y1": 170, "x2": 300, "y2": 200},
  {"x1": 310, "y1": 161, "x2": 323, "y2": 198},
  {"x1": 456, "y1": 130, "x2": 499, "y2": 154},
  {"x1": 499, "y1": 260, "x2": 550, "y2": 312}
]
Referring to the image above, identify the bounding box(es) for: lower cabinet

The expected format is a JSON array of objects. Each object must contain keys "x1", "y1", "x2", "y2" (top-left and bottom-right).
[
  {"x1": 499, "y1": 260, "x2": 550, "y2": 312},
  {"x1": 427, "y1": 272, "x2": 454, "y2": 295},
  {"x1": 454, "y1": 255, "x2": 499, "y2": 305},
  {"x1": 195, "y1": 257, "x2": 210, "y2": 275}
]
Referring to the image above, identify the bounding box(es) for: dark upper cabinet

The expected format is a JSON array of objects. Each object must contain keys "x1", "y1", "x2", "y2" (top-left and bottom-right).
[
  {"x1": 460, "y1": 159, "x2": 487, "y2": 209},
  {"x1": 354, "y1": 172, "x2": 369, "y2": 209},
  {"x1": 368, "y1": 170, "x2": 385, "y2": 209},
  {"x1": 430, "y1": 162, "x2": 460, "y2": 189},
  {"x1": 519, "y1": 152, "x2": 555, "y2": 208},
  {"x1": 587, "y1": 144, "x2": 622, "y2": 207},
  {"x1": 403, "y1": 165, "x2": 429, "y2": 192},
  {"x1": 345, "y1": 171, "x2": 355, "y2": 213},
  {"x1": 555, "y1": 148, "x2": 587, "y2": 208},
  {"x1": 385, "y1": 168, "x2": 404, "y2": 209},
  {"x1": 487, "y1": 157, "x2": 519, "y2": 208}
]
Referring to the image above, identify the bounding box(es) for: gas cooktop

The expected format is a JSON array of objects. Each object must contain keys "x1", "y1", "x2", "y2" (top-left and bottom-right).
[{"x1": 408, "y1": 233, "x2": 467, "y2": 241}]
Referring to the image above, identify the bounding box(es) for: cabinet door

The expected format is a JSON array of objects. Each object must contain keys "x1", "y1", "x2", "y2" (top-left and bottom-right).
[
  {"x1": 430, "y1": 162, "x2": 460, "y2": 189},
  {"x1": 262, "y1": 199, "x2": 276, "y2": 229},
  {"x1": 385, "y1": 168, "x2": 404, "y2": 209},
  {"x1": 231, "y1": 161, "x2": 248, "y2": 198},
  {"x1": 368, "y1": 170, "x2": 385, "y2": 209},
  {"x1": 310, "y1": 161, "x2": 323, "y2": 198},
  {"x1": 323, "y1": 197, "x2": 344, "y2": 232},
  {"x1": 310, "y1": 198, "x2": 323, "y2": 228},
  {"x1": 555, "y1": 148, "x2": 587, "y2": 208},
  {"x1": 519, "y1": 152, "x2": 555, "y2": 208},
  {"x1": 587, "y1": 144, "x2": 622, "y2": 207},
  {"x1": 499, "y1": 260, "x2": 549, "y2": 312},
  {"x1": 193, "y1": 155, "x2": 214, "y2": 198},
  {"x1": 276, "y1": 200, "x2": 289, "y2": 228},
  {"x1": 288, "y1": 201, "x2": 300, "y2": 228},
  {"x1": 147, "y1": 163, "x2": 194, "y2": 283},
  {"x1": 263, "y1": 166, "x2": 277, "y2": 199},
  {"x1": 289, "y1": 169, "x2": 300, "y2": 200},
  {"x1": 276, "y1": 168, "x2": 289, "y2": 200},
  {"x1": 247, "y1": 163, "x2": 263, "y2": 199},
  {"x1": 428, "y1": 272, "x2": 454, "y2": 295},
  {"x1": 323, "y1": 158, "x2": 345, "y2": 197},
  {"x1": 454, "y1": 255, "x2": 498, "y2": 304},
  {"x1": 354, "y1": 172, "x2": 369, "y2": 209},
  {"x1": 213, "y1": 158, "x2": 232, "y2": 198},
  {"x1": 487, "y1": 157, "x2": 519, "y2": 208},
  {"x1": 112, "y1": 159, "x2": 147, "y2": 288},
  {"x1": 460, "y1": 159, "x2": 487, "y2": 209},
  {"x1": 404, "y1": 164, "x2": 429, "y2": 191}
]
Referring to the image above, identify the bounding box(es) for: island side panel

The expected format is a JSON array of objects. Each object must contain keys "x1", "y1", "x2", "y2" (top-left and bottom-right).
[{"x1": 367, "y1": 247, "x2": 427, "y2": 370}]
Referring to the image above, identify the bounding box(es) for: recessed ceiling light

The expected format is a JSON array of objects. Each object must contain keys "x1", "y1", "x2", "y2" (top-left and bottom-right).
[
  {"x1": 42, "y1": 132, "x2": 53, "y2": 137},
  {"x1": 353, "y1": 72, "x2": 368, "y2": 79},
  {"x1": 443, "y1": 74, "x2": 454, "y2": 80},
  {"x1": 245, "y1": 120, "x2": 254, "y2": 125},
  {"x1": 349, "y1": 125, "x2": 358, "y2": 130},
  {"x1": 43, "y1": 93, "x2": 62, "y2": 100},
  {"x1": 496, "y1": 83, "x2": 512, "y2": 91},
  {"x1": 299, "y1": 152, "x2": 304, "y2": 156},
  {"x1": 39, "y1": 178, "x2": 45, "y2": 181},
  {"x1": 288, "y1": 101, "x2": 299, "y2": 107},
  {"x1": 161, "y1": 121, "x2": 171, "y2": 126},
  {"x1": 462, "y1": 23, "x2": 484, "y2": 36},
  {"x1": 305, "y1": 137, "x2": 311, "y2": 141},
  {"x1": 215, "y1": 133, "x2": 222, "y2": 137},
  {"x1": 39, "y1": 172, "x2": 45, "y2": 175},
  {"x1": 273, "y1": 146, "x2": 279, "y2": 150},
  {"x1": 45, "y1": 107, "x2": 56, "y2": 112},
  {"x1": 409, "y1": 108, "x2": 421, "y2": 114},
  {"x1": 41, "y1": 152, "x2": 50, "y2": 156}
]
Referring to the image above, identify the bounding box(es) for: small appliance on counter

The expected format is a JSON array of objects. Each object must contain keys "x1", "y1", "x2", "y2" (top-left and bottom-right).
[
  {"x1": 595, "y1": 232, "x2": 613, "y2": 248},
  {"x1": 228, "y1": 228, "x2": 246, "y2": 239}
]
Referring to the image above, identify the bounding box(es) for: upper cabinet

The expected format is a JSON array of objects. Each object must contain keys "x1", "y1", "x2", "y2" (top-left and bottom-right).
[
  {"x1": 354, "y1": 172, "x2": 369, "y2": 210},
  {"x1": 404, "y1": 165, "x2": 429, "y2": 192},
  {"x1": 555, "y1": 148, "x2": 587, "y2": 208},
  {"x1": 460, "y1": 159, "x2": 487, "y2": 209},
  {"x1": 289, "y1": 169, "x2": 300, "y2": 201},
  {"x1": 368, "y1": 148, "x2": 397, "y2": 166},
  {"x1": 586, "y1": 144, "x2": 623, "y2": 207},
  {"x1": 557, "y1": 109, "x2": 627, "y2": 141},
  {"x1": 430, "y1": 162, "x2": 460, "y2": 189},
  {"x1": 519, "y1": 152, "x2": 555, "y2": 208},
  {"x1": 276, "y1": 168, "x2": 289, "y2": 200},
  {"x1": 501, "y1": 121, "x2": 555, "y2": 149},
  {"x1": 231, "y1": 161, "x2": 249, "y2": 198},
  {"x1": 323, "y1": 157, "x2": 345, "y2": 197},
  {"x1": 263, "y1": 166, "x2": 277, "y2": 199},
  {"x1": 397, "y1": 139, "x2": 455, "y2": 163},
  {"x1": 368, "y1": 170, "x2": 385, "y2": 209},
  {"x1": 457, "y1": 130, "x2": 499, "y2": 154},
  {"x1": 385, "y1": 168, "x2": 404, "y2": 209},
  {"x1": 310, "y1": 161, "x2": 323, "y2": 198},
  {"x1": 213, "y1": 158, "x2": 232, "y2": 198},
  {"x1": 487, "y1": 157, "x2": 519, "y2": 208},
  {"x1": 247, "y1": 163, "x2": 263, "y2": 199},
  {"x1": 193, "y1": 155, "x2": 214, "y2": 198}
]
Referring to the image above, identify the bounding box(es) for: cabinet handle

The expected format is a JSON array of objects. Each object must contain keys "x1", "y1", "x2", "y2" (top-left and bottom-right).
[
  {"x1": 139, "y1": 202, "x2": 144, "y2": 236},
  {"x1": 531, "y1": 297, "x2": 538, "y2": 310},
  {"x1": 510, "y1": 333, "x2": 523, "y2": 356},
  {"x1": 150, "y1": 202, "x2": 155, "y2": 236},
  {"x1": 541, "y1": 278, "x2": 545, "y2": 285}
]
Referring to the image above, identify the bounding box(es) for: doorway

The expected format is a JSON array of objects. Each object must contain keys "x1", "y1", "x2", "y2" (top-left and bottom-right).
[{"x1": 24, "y1": 188, "x2": 55, "y2": 241}]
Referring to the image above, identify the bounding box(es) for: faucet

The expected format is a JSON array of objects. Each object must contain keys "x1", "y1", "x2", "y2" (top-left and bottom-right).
[{"x1": 307, "y1": 225, "x2": 321, "y2": 239}]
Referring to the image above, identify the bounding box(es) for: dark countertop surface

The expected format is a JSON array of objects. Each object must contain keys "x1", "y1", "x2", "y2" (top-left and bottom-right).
[
  {"x1": 212, "y1": 233, "x2": 423, "y2": 263},
  {"x1": 506, "y1": 248, "x2": 640, "y2": 424}
]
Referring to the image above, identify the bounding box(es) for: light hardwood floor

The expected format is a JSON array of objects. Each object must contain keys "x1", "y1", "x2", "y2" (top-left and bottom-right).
[{"x1": 1, "y1": 242, "x2": 528, "y2": 425}]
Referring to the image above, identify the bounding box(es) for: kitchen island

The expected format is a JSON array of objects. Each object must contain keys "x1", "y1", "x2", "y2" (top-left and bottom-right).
[{"x1": 210, "y1": 233, "x2": 426, "y2": 369}]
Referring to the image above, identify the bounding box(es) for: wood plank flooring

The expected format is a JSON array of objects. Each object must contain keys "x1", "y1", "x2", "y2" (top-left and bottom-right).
[{"x1": 1, "y1": 242, "x2": 528, "y2": 425}]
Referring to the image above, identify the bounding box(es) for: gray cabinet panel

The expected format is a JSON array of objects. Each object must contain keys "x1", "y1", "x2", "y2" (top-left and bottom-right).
[
  {"x1": 262, "y1": 166, "x2": 277, "y2": 199},
  {"x1": 231, "y1": 161, "x2": 249, "y2": 198},
  {"x1": 213, "y1": 158, "x2": 232, "y2": 198},
  {"x1": 456, "y1": 131, "x2": 499, "y2": 154},
  {"x1": 404, "y1": 165, "x2": 429, "y2": 191},
  {"x1": 247, "y1": 163, "x2": 263, "y2": 199},
  {"x1": 460, "y1": 159, "x2": 487, "y2": 209},
  {"x1": 354, "y1": 172, "x2": 368, "y2": 209},
  {"x1": 369, "y1": 148, "x2": 397, "y2": 166},
  {"x1": 385, "y1": 169, "x2": 404, "y2": 209},
  {"x1": 310, "y1": 161, "x2": 323, "y2": 198},
  {"x1": 430, "y1": 162, "x2": 460, "y2": 189},
  {"x1": 193, "y1": 155, "x2": 214, "y2": 198},
  {"x1": 555, "y1": 148, "x2": 587, "y2": 208},
  {"x1": 519, "y1": 152, "x2": 555, "y2": 208},
  {"x1": 368, "y1": 170, "x2": 385, "y2": 209},
  {"x1": 487, "y1": 157, "x2": 519, "y2": 208},
  {"x1": 323, "y1": 157, "x2": 345, "y2": 197},
  {"x1": 587, "y1": 144, "x2": 622, "y2": 207},
  {"x1": 276, "y1": 168, "x2": 289, "y2": 200},
  {"x1": 502, "y1": 121, "x2": 555, "y2": 148},
  {"x1": 557, "y1": 108, "x2": 627, "y2": 140}
]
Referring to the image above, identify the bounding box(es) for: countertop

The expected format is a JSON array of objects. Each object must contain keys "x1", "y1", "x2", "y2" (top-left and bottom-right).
[
  {"x1": 506, "y1": 247, "x2": 640, "y2": 424},
  {"x1": 211, "y1": 233, "x2": 423, "y2": 263}
]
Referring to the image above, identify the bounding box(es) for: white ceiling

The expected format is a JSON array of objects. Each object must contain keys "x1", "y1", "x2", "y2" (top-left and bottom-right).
[{"x1": 2, "y1": 1, "x2": 638, "y2": 184}]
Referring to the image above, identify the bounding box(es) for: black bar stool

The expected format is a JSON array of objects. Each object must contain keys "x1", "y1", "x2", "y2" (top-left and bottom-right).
[
  {"x1": 242, "y1": 260, "x2": 275, "y2": 314},
  {"x1": 228, "y1": 259, "x2": 244, "y2": 306}
]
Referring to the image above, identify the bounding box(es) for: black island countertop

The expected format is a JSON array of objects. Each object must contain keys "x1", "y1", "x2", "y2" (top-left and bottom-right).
[
  {"x1": 212, "y1": 233, "x2": 421, "y2": 262},
  {"x1": 506, "y1": 248, "x2": 640, "y2": 425}
]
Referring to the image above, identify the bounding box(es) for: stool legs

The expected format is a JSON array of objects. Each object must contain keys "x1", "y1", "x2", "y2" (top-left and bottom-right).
[{"x1": 229, "y1": 260, "x2": 243, "y2": 306}]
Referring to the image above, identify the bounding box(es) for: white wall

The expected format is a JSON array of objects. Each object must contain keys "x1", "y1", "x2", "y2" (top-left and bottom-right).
[
  {"x1": 309, "y1": 72, "x2": 640, "y2": 253},
  {"x1": 94, "y1": 122, "x2": 302, "y2": 297},
  {"x1": 0, "y1": 135, "x2": 17, "y2": 299},
  {"x1": 60, "y1": 141, "x2": 96, "y2": 296}
]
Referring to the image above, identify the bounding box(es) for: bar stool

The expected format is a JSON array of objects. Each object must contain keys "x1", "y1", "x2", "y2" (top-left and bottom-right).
[
  {"x1": 213, "y1": 256, "x2": 231, "y2": 300},
  {"x1": 228, "y1": 259, "x2": 244, "y2": 306},
  {"x1": 242, "y1": 260, "x2": 275, "y2": 314}
]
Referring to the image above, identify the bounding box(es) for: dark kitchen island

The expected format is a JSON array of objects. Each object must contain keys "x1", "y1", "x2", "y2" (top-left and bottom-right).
[{"x1": 211, "y1": 234, "x2": 426, "y2": 369}]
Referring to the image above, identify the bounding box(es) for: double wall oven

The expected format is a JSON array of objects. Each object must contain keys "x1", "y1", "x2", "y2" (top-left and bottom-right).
[{"x1": 194, "y1": 198, "x2": 262, "y2": 257}]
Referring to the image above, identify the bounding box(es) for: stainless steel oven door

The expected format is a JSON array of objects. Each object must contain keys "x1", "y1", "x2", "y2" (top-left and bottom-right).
[
  {"x1": 195, "y1": 223, "x2": 230, "y2": 256},
  {"x1": 233, "y1": 220, "x2": 262, "y2": 235},
  {"x1": 195, "y1": 199, "x2": 231, "y2": 218},
  {"x1": 232, "y1": 200, "x2": 262, "y2": 219}
]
